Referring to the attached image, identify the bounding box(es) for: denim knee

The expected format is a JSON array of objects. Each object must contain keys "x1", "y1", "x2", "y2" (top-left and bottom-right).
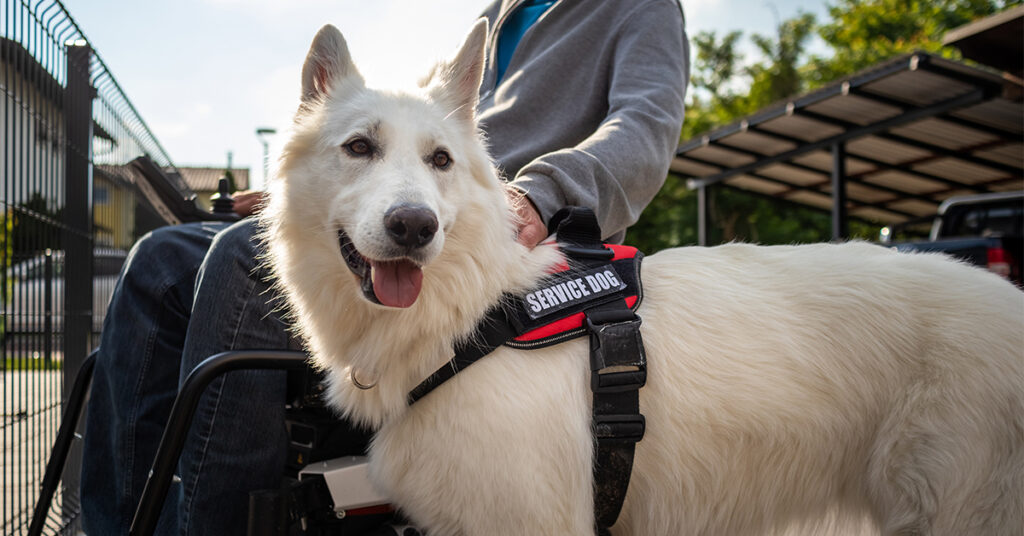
[
  {"x1": 202, "y1": 219, "x2": 263, "y2": 280},
  {"x1": 122, "y1": 222, "x2": 229, "y2": 292}
]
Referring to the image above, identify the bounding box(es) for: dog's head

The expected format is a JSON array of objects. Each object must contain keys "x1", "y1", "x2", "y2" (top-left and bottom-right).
[
  {"x1": 262, "y1": 22, "x2": 562, "y2": 423},
  {"x1": 272, "y1": 21, "x2": 499, "y2": 309}
]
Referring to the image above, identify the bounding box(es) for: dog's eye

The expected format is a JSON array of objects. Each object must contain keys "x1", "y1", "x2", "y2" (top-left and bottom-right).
[
  {"x1": 344, "y1": 139, "x2": 373, "y2": 157},
  {"x1": 432, "y1": 150, "x2": 451, "y2": 170}
]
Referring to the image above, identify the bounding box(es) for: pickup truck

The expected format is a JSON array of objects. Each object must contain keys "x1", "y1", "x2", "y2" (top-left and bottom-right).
[{"x1": 880, "y1": 191, "x2": 1023, "y2": 286}]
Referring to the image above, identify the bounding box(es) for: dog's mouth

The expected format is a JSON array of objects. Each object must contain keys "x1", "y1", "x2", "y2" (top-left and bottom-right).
[{"x1": 338, "y1": 230, "x2": 424, "y2": 308}]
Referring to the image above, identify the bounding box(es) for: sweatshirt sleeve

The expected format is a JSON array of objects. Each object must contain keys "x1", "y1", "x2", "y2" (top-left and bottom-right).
[{"x1": 507, "y1": 0, "x2": 689, "y2": 241}]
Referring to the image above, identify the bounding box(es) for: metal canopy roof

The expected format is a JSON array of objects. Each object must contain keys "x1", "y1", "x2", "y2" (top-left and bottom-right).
[
  {"x1": 943, "y1": 5, "x2": 1024, "y2": 75},
  {"x1": 671, "y1": 52, "x2": 1024, "y2": 234}
]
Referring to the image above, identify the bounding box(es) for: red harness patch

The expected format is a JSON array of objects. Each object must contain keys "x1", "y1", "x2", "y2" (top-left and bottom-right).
[{"x1": 505, "y1": 244, "x2": 643, "y2": 349}]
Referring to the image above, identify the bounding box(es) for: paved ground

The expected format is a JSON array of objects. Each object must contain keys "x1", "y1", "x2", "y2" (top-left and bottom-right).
[{"x1": 2, "y1": 363, "x2": 76, "y2": 535}]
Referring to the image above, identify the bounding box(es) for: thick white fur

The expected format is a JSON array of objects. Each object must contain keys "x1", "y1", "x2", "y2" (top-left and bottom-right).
[{"x1": 261, "y1": 22, "x2": 1024, "y2": 536}]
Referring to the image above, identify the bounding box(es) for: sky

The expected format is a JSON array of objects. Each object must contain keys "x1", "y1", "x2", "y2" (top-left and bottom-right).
[{"x1": 61, "y1": 0, "x2": 832, "y2": 190}]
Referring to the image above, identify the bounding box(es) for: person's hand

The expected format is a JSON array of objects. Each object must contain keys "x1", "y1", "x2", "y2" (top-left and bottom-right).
[
  {"x1": 232, "y1": 190, "x2": 268, "y2": 217},
  {"x1": 505, "y1": 187, "x2": 547, "y2": 248}
]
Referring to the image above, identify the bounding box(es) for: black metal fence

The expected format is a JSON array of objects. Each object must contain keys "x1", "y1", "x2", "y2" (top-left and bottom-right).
[{"x1": 2, "y1": 1, "x2": 177, "y2": 534}]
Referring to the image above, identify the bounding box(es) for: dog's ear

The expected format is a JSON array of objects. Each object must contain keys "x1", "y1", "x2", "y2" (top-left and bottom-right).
[
  {"x1": 427, "y1": 19, "x2": 488, "y2": 122},
  {"x1": 301, "y1": 24, "x2": 363, "y2": 102}
]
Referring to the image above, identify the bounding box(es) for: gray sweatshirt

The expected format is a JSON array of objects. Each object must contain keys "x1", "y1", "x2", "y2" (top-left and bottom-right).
[{"x1": 477, "y1": 0, "x2": 689, "y2": 243}]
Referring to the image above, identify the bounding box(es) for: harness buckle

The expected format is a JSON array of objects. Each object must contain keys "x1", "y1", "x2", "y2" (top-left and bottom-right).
[
  {"x1": 594, "y1": 413, "x2": 646, "y2": 443},
  {"x1": 587, "y1": 316, "x2": 646, "y2": 394},
  {"x1": 559, "y1": 245, "x2": 615, "y2": 260}
]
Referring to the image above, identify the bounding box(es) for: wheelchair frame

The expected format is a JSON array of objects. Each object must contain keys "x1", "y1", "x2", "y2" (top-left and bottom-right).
[{"x1": 30, "y1": 350, "x2": 401, "y2": 536}]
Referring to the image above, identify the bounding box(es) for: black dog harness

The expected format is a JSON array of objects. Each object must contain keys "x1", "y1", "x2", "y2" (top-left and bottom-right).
[{"x1": 407, "y1": 208, "x2": 647, "y2": 534}]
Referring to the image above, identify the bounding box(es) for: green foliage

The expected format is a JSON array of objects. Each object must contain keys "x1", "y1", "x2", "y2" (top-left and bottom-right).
[
  {"x1": 2, "y1": 210, "x2": 10, "y2": 262},
  {"x1": 627, "y1": 0, "x2": 1018, "y2": 253},
  {"x1": 625, "y1": 176, "x2": 698, "y2": 252},
  {"x1": 747, "y1": 13, "x2": 817, "y2": 109},
  {"x1": 808, "y1": 0, "x2": 1019, "y2": 86},
  {"x1": 709, "y1": 187, "x2": 831, "y2": 244},
  {"x1": 4, "y1": 357, "x2": 63, "y2": 371},
  {"x1": 686, "y1": 30, "x2": 747, "y2": 131}
]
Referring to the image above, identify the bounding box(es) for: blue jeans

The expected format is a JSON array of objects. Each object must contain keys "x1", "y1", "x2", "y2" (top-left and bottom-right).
[{"x1": 82, "y1": 219, "x2": 296, "y2": 535}]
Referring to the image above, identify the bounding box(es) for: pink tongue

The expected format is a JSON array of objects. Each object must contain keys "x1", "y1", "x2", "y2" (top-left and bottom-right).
[{"x1": 371, "y1": 260, "x2": 423, "y2": 308}]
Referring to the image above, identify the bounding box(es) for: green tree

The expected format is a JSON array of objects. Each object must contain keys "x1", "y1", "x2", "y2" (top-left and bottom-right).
[
  {"x1": 808, "y1": 0, "x2": 1019, "y2": 86},
  {"x1": 746, "y1": 13, "x2": 816, "y2": 110},
  {"x1": 686, "y1": 30, "x2": 746, "y2": 134},
  {"x1": 625, "y1": 175, "x2": 698, "y2": 251}
]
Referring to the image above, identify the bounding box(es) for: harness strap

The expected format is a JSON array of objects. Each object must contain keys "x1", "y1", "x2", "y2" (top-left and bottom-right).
[
  {"x1": 547, "y1": 205, "x2": 601, "y2": 247},
  {"x1": 407, "y1": 305, "x2": 516, "y2": 405},
  {"x1": 585, "y1": 299, "x2": 646, "y2": 533},
  {"x1": 551, "y1": 208, "x2": 647, "y2": 531}
]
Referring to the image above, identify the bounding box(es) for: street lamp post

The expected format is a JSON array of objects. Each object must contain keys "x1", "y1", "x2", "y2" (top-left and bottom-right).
[{"x1": 255, "y1": 127, "x2": 277, "y2": 187}]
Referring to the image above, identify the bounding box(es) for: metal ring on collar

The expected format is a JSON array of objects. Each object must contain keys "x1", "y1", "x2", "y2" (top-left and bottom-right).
[{"x1": 351, "y1": 369, "x2": 378, "y2": 390}]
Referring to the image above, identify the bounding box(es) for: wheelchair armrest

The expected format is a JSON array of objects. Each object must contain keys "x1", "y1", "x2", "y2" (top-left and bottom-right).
[{"x1": 130, "y1": 350, "x2": 309, "y2": 536}]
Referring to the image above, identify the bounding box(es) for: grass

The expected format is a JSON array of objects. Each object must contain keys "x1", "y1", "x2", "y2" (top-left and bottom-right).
[{"x1": 3, "y1": 356, "x2": 63, "y2": 371}]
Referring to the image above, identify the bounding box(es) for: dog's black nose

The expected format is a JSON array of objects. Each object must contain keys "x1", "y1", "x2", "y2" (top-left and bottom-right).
[{"x1": 384, "y1": 204, "x2": 438, "y2": 249}]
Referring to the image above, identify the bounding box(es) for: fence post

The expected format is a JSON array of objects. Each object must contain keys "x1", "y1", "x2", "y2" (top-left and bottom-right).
[{"x1": 63, "y1": 41, "x2": 95, "y2": 513}]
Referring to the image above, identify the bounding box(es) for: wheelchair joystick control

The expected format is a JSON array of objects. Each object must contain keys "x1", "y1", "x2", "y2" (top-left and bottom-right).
[{"x1": 211, "y1": 176, "x2": 235, "y2": 214}]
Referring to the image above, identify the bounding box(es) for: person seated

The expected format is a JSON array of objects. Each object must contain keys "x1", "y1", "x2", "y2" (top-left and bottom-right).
[{"x1": 81, "y1": 1, "x2": 690, "y2": 534}]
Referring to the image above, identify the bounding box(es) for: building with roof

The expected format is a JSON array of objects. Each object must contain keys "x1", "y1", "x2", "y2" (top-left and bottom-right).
[
  {"x1": 2, "y1": 37, "x2": 140, "y2": 250},
  {"x1": 170, "y1": 166, "x2": 250, "y2": 211},
  {"x1": 672, "y1": 7, "x2": 1023, "y2": 245}
]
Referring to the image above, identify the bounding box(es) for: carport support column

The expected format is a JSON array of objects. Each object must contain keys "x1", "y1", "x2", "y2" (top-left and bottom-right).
[
  {"x1": 697, "y1": 184, "x2": 709, "y2": 246},
  {"x1": 831, "y1": 142, "x2": 848, "y2": 240}
]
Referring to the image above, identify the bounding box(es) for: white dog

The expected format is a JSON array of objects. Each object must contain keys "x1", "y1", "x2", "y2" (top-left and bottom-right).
[{"x1": 260, "y1": 22, "x2": 1024, "y2": 536}]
